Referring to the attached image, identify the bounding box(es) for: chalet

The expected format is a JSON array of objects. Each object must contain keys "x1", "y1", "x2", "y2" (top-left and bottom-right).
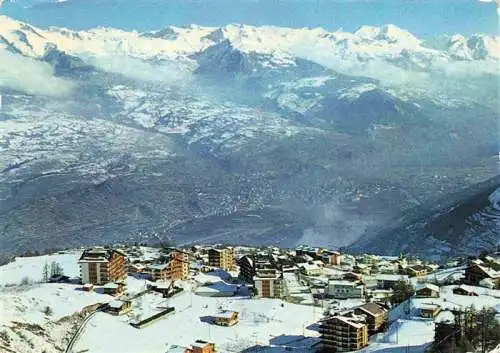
[
  {"x1": 214, "y1": 311, "x2": 239, "y2": 326},
  {"x1": 318, "y1": 314, "x2": 368, "y2": 352},
  {"x1": 415, "y1": 283, "x2": 440, "y2": 298},
  {"x1": 103, "y1": 282, "x2": 125, "y2": 296},
  {"x1": 79, "y1": 247, "x2": 126, "y2": 285},
  {"x1": 105, "y1": 300, "x2": 132, "y2": 316},
  {"x1": 188, "y1": 340, "x2": 215, "y2": 353},
  {"x1": 82, "y1": 283, "x2": 94, "y2": 292},
  {"x1": 353, "y1": 264, "x2": 371, "y2": 275},
  {"x1": 353, "y1": 302, "x2": 388, "y2": 333},
  {"x1": 452, "y1": 285, "x2": 478, "y2": 296},
  {"x1": 149, "y1": 281, "x2": 182, "y2": 297},
  {"x1": 479, "y1": 278, "x2": 496, "y2": 289},
  {"x1": 406, "y1": 265, "x2": 429, "y2": 277},
  {"x1": 194, "y1": 280, "x2": 237, "y2": 297},
  {"x1": 465, "y1": 261, "x2": 500, "y2": 289},
  {"x1": 374, "y1": 274, "x2": 409, "y2": 290},
  {"x1": 327, "y1": 280, "x2": 364, "y2": 299},
  {"x1": 298, "y1": 263, "x2": 322, "y2": 276},
  {"x1": 416, "y1": 303, "x2": 441, "y2": 319},
  {"x1": 368, "y1": 288, "x2": 393, "y2": 302},
  {"x1": 343, "y1": 272, "x2": 363, "y2": 282}
]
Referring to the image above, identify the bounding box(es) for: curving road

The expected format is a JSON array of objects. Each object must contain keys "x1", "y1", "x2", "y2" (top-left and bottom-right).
[{"x1": 64, "y1": 310, "x2": 100, "y2": 353}]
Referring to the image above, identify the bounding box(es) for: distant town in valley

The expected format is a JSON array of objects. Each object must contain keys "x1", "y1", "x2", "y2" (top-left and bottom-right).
[{"x1": 0, "y1": 243, "x2": 499, "y2": 353}]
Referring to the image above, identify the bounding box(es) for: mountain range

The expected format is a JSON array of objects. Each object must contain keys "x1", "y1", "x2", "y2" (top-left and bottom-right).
[{"x1": 0, "y1": 16, "x2": 498, "y2": 257}]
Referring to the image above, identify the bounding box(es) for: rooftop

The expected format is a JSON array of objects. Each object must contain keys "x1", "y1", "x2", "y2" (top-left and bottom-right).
[
  {"x1": 328, "y1": 280, "x2": 359, "y2": 287},
  {"x1": 416, "y1": 283, "x2": 440, "y2": 292},
  {"x1": 375, "y1": 274, "x2": 409, "y2": 281},
  {"x1": 215, "y1": 310, "x2": 238, "y2": 319},
  {"x1": 356, "y1": 302, "x2": 388, "y2": 316},
  {"x1": 148, "y1": 263, "x2": 170, "y2": 271},
  {"x1": 108, "y1": 300, "x2": 126, "y2": 309}
]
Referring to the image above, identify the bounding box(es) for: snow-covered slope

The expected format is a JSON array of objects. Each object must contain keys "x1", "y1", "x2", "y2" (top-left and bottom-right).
[
  {"x1": 0, "y1": 16, "x2": 497, "y2": 69},
  {"x1": 350, "y1": 175, "x2": 500, "y2": 259}
]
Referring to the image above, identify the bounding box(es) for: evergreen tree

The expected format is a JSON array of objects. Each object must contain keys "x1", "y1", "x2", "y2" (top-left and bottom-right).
[{"x1": 391, "y1": 280, "x2": 414, "y2": 305}]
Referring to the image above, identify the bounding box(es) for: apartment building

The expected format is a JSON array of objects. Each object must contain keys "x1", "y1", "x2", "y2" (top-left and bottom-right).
[
  {"x1": 238, "y1": 253, "x2": 275, "y2": 284},
  {"x1": 79, "y1": 247, "x2": 126, "y2": 285},
  {"x1": 253, "y1": 268, "x2": 283, "y2": 298},
  {"x1": 319, "y1": 314, "x2": 368, "y2": 352},
  {"x1": 353, "y1": 303, "x2": 388, "y2": 333},
  {"x1": 147, "y1": 249, "x2": 190, "y2": 281},
  {"x1": 208, "y1": 247, "x2": 236, "y2": 271}
]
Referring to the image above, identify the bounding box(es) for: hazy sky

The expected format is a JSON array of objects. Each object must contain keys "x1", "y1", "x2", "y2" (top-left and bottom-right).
[{"x1": 1, "y1": 0, "x2": 498, "y2": 36}]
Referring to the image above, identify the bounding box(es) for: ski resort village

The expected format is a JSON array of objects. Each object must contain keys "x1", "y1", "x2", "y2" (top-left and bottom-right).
[{"x1": 0, "y1": 244, "x2": 499, "y2": 353}]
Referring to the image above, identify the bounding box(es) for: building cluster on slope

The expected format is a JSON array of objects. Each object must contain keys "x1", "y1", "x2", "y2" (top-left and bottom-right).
[{"x1": 71, "y1": 243, "x2": 500, "y2": 353}]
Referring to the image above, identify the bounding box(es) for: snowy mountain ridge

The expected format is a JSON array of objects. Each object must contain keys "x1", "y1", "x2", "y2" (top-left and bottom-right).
[{"x1": 0, "y1": 16, "x2": 498, "y2": 70}]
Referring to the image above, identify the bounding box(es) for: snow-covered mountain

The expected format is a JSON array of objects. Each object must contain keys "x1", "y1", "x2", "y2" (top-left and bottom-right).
[
  {"x1": 0, "y1": 16, "x2": 498, "y2": 257},
  {"x1": 0, "y1": 16, "x2": 498, "y2": 67},
  {"x1": 350, "y1": 175, "x2": 500, "y2": 259}
]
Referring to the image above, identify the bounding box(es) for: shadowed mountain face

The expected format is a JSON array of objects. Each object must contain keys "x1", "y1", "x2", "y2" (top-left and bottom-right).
[
  {"x1": 0, "y1": 17, "x2": 498, "y2": 257},
  {"x1": 349, "y1": 175, "x2": 500, "y2": 259}
]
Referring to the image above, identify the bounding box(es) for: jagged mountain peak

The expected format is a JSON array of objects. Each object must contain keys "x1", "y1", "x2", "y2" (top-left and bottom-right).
[{"x1": 354, "y1": 24, "x2": 420, "y2": 45}]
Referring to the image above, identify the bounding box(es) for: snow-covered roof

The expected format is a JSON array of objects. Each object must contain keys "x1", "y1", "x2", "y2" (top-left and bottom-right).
[
  {"x1": 328, "y1": 280, "x2": 358, "y2": 287},
  {"x1": 435, "y1": 310, "x2": 455, "y2": 324},
  {"x1": 415, "y1": 303, "x2": 440, "y2": 310},
  {"x1": 416, "y1": 283, "x2": 440, "y2": 293},
  {"x1": 334, "y1": 315, "x2": 366, "y2": 329},
  {"x1": 148, "y1": 263, "x2": 170, "y2": 270},
  {"x1": 192, "y1": 340, "x2": 211, "y2": 348},
  {"x1": 195, "y1": 281, "x2": 237, "y2": 294},
  {"x1": 356, "y1": 302, "x2": 388, "y2": 316},
  {"x1": 375, "y1": 274, "x2": 409, "y2": 282},
  {"x1": 103, "y1": 282, "x2": 119, "y2": 289},
  {"x1": 475, "y1": 264, "x2": 500, "y2": 278},
  {"x1": 215, "y1": 310, "x2": 237, "y2": 319},
  {"x1": 108, "y1": 300, "x2": 125, "y2": 309},
  {"x1": 298, "y1": 263, "x2": 321, "y2": 271},
  {"x1": 154, "y1": 281, "x2": 173, "y2": 289}
]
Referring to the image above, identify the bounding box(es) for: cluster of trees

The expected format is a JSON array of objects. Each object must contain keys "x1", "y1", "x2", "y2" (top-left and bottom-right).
[
  {"x1": 390, "y1": 280, "x2": 414, "y2": 306},
  {"x1": 433, "y1": 306, "x2": 500, "y2": 353},
  {"x1": 41, "y1": 261, "x2": 64, "y2": 282}
]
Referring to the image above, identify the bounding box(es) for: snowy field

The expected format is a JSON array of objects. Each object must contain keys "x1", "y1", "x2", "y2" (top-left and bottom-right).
[
  {"x1": 365, "y1": 318, "x2": 434, "y2": 353},
  {"x1": 0, "y1": 250, "x2": 82, "y2": 286},
  {"x1": 73, "y1": 288, "x2": 321, "y2": 353}
]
